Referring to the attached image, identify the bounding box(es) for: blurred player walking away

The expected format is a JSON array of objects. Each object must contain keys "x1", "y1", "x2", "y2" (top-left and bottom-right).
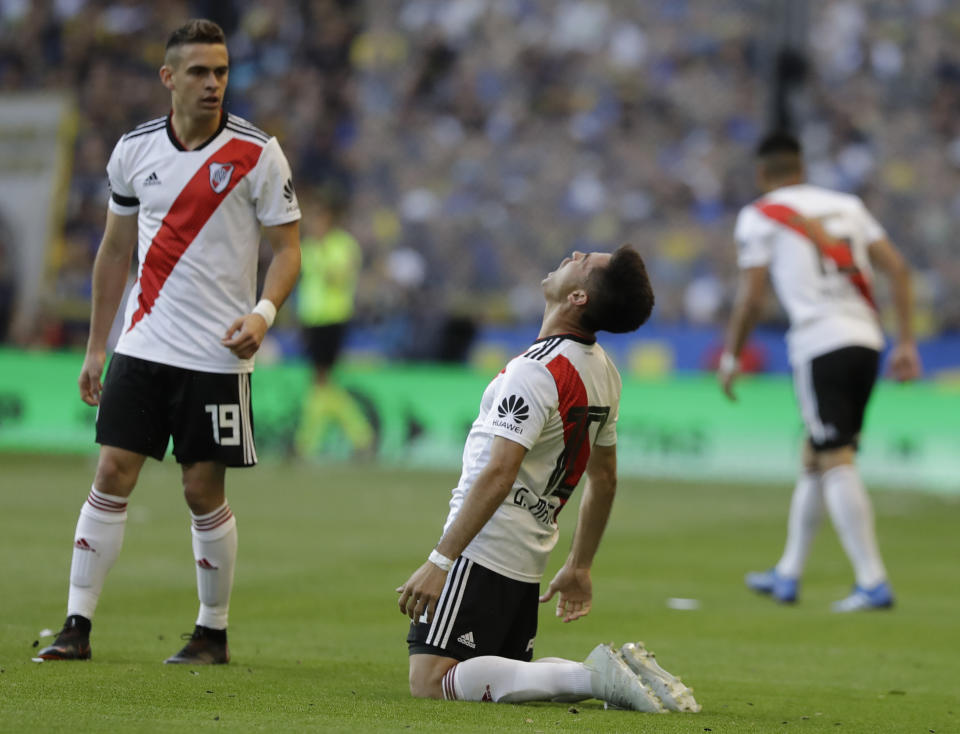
[
  {"x1": 396, "y1": 247, "x2": 699, "y2": 714},
  {"x1": 37, "y1": 19, "x2": 301, "y2": 663},
  {"x1": 294, "y1": 187, "x2": 373, "y2": 458},
  {"x1": 719, "y1": 131, "x2": 922, "y2": 612}
]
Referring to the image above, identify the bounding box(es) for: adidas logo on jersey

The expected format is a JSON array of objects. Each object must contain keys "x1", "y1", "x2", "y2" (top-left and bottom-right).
[
  {"x1": 456, "y1": 631, "x2": 477, "y2": 649},
  {"x1": 283, "y1": 178, "x2": 296, "y2": 203},
  {"x1": 144, "y1": 171, "x2": 161, "y2": 186}
]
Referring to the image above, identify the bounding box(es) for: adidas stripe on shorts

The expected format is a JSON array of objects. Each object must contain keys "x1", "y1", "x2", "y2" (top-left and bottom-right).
[
  {"x1": 96, "y1": 353, "x2": 257, "y2": 466},
  {"x1": 407, "y1": 556, "x2": 539, "y2": 661}
]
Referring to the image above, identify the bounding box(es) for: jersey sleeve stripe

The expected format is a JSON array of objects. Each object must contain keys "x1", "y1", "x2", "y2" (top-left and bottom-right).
[
  {"x1": 227, "y1": 115, "x2": 271, "y2": 138},
  {"x1": 133, "y1": 116, "x2": 166, "y2": 130},
  {"x1": 225, "y1": 123, "x2": 269, "y2": 144},
  {"x1": 126, "y1": 138, "x2": 264, "y2": 333},
  {"x1": 122, "y1": 124, "x2": 166, "y2": 141}
]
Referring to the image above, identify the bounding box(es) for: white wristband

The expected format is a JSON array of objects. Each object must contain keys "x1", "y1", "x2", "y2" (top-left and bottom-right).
[
  {"x1": 718, "y1": 351, "x2": 739, "y2": 375},
  {"x1": 252, "y1": 299, "x2": 277, "y2": 328},
  {"x1": 428, "y1": 549, "x2": 454, "y2": 572}
]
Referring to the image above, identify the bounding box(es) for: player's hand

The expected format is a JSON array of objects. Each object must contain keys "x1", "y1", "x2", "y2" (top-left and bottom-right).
[
  {"x1": 78, "y1": 350, "x2": 107, "y2": 406},
  {"x1": 221, "y1": 313, "x2": 269, "y2": 359},
  {"x1": 396, "y1": 561, "x2": 448, "y2": 624},
  {"x1": 888, "y1": 341, "x2": 922, "y2": 382},
  {"x1": 539, "y1": 564, "x2": 592, "y2": 623},
  {"x1": 717, "y1": 352, "x2": 740, "y2": 402}
]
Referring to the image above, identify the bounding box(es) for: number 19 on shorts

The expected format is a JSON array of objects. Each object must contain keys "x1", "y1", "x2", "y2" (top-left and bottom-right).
[{"x1": 205, "y1": 403, "x2": 241, "y2": 446}]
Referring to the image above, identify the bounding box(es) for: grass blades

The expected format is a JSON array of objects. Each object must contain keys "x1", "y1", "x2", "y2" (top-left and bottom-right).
[{"x1": 1, "y1": 454, "x2": 958, "y2": 732}]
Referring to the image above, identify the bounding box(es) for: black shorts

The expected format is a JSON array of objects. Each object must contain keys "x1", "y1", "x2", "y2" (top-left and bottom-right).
[
  {"x1": 407, "y1": 557, "x2": 539, "y2": 662},
  {"x1": 96, "y1": 353, "x2": 257, "y2": 466},
  {"x1": 303, "y1": 323, "x2": 346, "y2": 370},
  {"x1": 793, "y1": 346, "x2": 880, "y2": 452}
]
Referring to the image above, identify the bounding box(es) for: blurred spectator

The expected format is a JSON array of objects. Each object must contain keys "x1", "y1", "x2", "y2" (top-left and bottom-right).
[{"x1": 2, "y1": 0, "x2": 960, "y2": 346}]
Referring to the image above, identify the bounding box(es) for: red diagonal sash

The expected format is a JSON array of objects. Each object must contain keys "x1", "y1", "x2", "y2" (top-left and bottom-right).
[
  {"x1": 545, "y1": 354, "x2": 590, "y2": 513},
  {"x1": 756, "y1": 201, "x2": 876, "y2": 309},
  {"x1": 127, "y1": 138, "x2": 263, "y2": 332}
]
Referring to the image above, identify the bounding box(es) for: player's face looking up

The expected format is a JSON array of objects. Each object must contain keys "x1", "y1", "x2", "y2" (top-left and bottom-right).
[
  {"x1": 160, "y1": 43, "x2": 229, "y2": 120},
  {"x1": 542, "y1": 251, "x2": 611, "y2": 302}
]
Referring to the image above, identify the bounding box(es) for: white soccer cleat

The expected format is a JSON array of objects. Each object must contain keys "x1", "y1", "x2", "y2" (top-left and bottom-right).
[
  {"x1": 618, "y1": 641, "x2": 701, "y2": 713},
  {"x1": 584, "y1": 643, "x2": 666, "y2": 713}
]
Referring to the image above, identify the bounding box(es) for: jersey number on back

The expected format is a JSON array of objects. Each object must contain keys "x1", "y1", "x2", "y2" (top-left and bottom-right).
[{"x1": 545, "y1": 405, "x2": 610, "y2": 503}]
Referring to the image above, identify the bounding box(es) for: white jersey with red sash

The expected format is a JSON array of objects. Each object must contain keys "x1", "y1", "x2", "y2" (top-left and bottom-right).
[
  {"x1": 443, "y1": 334, "x2": 621, "y2": 583},
  {"x1": 734, "y1": 183, "x2": 885, "y2": 365},
  {"x1": 106, "y1": 113, "x2": 301, "y2": 373}
]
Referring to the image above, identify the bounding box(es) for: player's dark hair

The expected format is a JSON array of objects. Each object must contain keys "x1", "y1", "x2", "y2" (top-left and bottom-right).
[
  {"x1": 755, "y1": 130, "x2": 801, "y2": 158},
  {"x1": 755, "y1": 130, "x2": 803, "y2": 180},
  {"x1": 580, "y1": 245, "x2": 654, "y2": 334},
  {"x1": 165, "y1": 19, "x2": 226, "y2": 51}
]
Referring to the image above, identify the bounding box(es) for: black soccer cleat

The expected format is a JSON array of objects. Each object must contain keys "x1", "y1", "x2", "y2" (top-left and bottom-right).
[
  {"x1": 164, "y1": 625, "x2": 229, "y2": 665},
  {"x1": 36, "y1": 615, "x2": 92, "y2": 661}
]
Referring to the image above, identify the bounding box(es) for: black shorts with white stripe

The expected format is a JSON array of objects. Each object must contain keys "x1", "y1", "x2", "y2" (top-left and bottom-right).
[
  {"x1": 407, "y1": 556, "x2": 539, "y2": 662},
  {"x1": 793, "y1": 345, "x2": 880, "y2": 452},
  {"x1": 96, "y1": 353, "x2": 257, "y2": 466}
]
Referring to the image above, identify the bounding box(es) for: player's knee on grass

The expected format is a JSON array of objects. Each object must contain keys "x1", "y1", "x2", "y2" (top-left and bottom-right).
[{"x1": 409, "y1": 654, "x2": 456, "y2": 699}]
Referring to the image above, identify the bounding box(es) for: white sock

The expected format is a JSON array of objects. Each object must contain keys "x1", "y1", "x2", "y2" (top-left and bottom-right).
[
  {"x1": 190, "y1": 503, "x2": 237, "y2": 630},
  {"x1": 775, "y1": 471, "x2": 823, "y2": 579},
  {"x1": 67, "y1": 487, "x2": 128, "y2": 620},
  {"x1": 822, "y1": 464, "x2": 888, "y2": 588},
  {"x1": 443, "y1": 656, "x2": 593, "y2": 703}
]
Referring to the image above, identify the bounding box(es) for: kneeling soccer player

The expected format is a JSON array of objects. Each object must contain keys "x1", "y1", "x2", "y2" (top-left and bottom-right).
[{"x1": 396, "y1": 246, "x2": 700, "y2": 713}]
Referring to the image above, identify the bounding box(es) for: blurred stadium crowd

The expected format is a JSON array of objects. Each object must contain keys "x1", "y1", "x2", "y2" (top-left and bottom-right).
[{"x1": 1, "y1": 0, "x2": 959, "y2": 354}]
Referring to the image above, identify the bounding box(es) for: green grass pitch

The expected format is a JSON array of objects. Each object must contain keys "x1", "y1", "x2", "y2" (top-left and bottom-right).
[{"x1": 1, "y1": 453, "x2": 958, "y2": 732}]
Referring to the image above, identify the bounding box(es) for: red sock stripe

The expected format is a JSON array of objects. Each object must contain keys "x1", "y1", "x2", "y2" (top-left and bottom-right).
[
  {"x1": 193, "y1": 505, "x2": 233, "y2": 532},
  {"x1": 86, "y1": 491, "x2": 128, "y2": 513},
  {"x1": 442, "y1": 665, "x2": 458, "y2": 701}
]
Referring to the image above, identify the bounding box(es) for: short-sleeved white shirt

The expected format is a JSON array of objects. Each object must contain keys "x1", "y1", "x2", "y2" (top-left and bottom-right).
[
  {"x1": 106, "y1": 113, "x2": 301, "y2": 373},
  {"x1": 734, "y1": 183, "x2": 885, "y2": 364},
  {"x1": 443, "y1": 334, "x2": 622, "y2": 583}
]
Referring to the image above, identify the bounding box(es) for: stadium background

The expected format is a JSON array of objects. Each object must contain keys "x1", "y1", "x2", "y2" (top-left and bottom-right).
[
  {"x1": 0, "y1": 0, "x2": 957, "y2": 491},
  {"x1": 1, "y1": 3, "x2": 960, "y2": 732}
]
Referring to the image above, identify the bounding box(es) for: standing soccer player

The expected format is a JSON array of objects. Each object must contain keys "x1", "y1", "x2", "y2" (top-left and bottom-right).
[
  {"x1": 719, "y1": 131, "x2": 921, "y2": 611},
  {"x1": 38, "y1": 19, "x2": 301, "y2": 663},
  {"x1": 396, "y1": 247, "x2": 699, "y2": 713}
]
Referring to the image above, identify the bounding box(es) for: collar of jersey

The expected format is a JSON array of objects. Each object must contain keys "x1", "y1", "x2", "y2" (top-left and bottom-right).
[
  {"x1": 534, "y1": 332, "x2": 596, "y2": 346},
  {"x1": 166, "y1": 110, "x2": 228, "y2": 152}
]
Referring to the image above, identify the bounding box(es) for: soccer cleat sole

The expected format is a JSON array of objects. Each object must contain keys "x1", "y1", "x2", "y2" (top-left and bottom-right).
[
  {"x1": 35, "y1": 644, "x2": 91, "y2": 661},
  {"x1": 584, "y1": 643, "x2": 666, "y2": 713},
  {"x1": 619, "y1": 642, "x2": 701, "y2": 713},
  {"x1": 163, "y1": 651, "x2": 229, "y2": 664}
]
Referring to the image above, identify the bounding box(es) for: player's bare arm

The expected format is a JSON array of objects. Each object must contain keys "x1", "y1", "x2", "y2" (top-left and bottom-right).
[
  {"x1": 396, "y1": 436, "x2": 527, "y2": 623},
  {"x1": 868, "y1": 237, "x2": 922, "y2": 382},
  {"x1": 78, "y1": 210, "x2": 138, "y2": 406},
  {"x1": 222, "y1": 220, "x2": 301, "y2": 359},
  {"x1": 540, "y1": 443, "x2": 617, "y2": 623},
  {"x1": 719, "y1": 265, "x2": 768, "y2": 401}
]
